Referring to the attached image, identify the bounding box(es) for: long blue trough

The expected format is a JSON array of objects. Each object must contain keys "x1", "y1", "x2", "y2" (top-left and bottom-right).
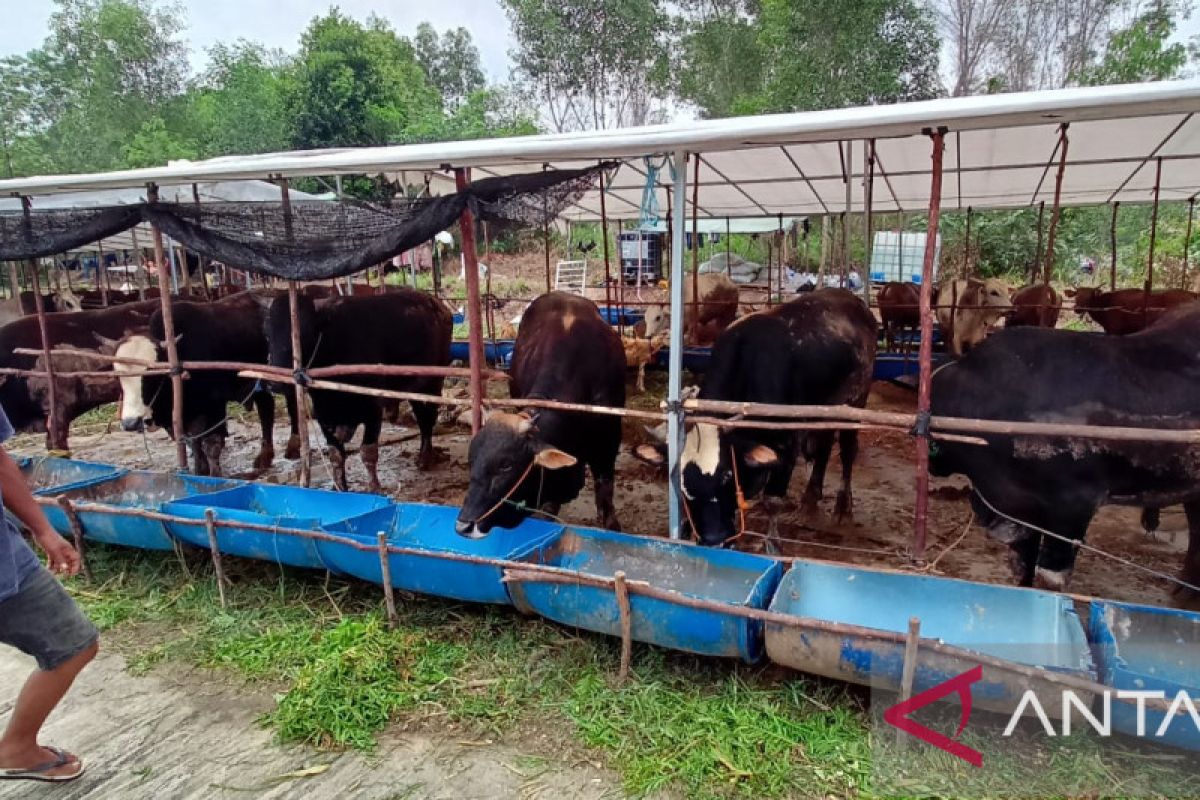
[
  {"x1": 507, "y1": 527, "x2": 783, "y2": 662},
  {"x1": 1090, "y1": 600, "x2": 1200, "y2": 752},
  {"x1": 765, "y1": 561, "x2": 1096, "y2": 715},
  {"x1": 449, "y1": 339, "x2": 516, "y2": 368},
  {"x1": 320, "y1": 503, "x2": 564, "y2": 605},
  {"x1": 43, "y1": 471, "x2": 241, "y2": 551},
  {"x1": 19, "y1": 456, "x2": 123, "y2": 495},
  {"x1": 162, "y1": 483, "x2": 391, "y2": 569},
  {"x1": 599, "y1": 306, "x2": 645, "y2": 327}
]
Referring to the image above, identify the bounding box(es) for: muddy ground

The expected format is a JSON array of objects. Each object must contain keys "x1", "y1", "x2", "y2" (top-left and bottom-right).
[{"x1": 11, "y1": 368, "x2": 1191, "y2": 612}]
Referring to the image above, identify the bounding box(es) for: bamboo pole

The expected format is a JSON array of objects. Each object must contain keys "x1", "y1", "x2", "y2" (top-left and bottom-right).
[
  {"x1": 1184, "y1": 197, "x2": 1195, "y2": 290},
  {"x1": 615, "y1": 570, "x2": 632, "y2": 684},
  {"x1": 20, "y1": 198, "x2": 61, "y2": 454},
  {"x1": 147, "y1": 183, "x2": 188, "y2": 470},
  {"x1": 205, "y1": 509, "x2": 228, "y2": 609},
  {"x1": 56, "y1": 498, "x2": 90, "y2": 582},
  {"x1": 1110, "y1": 202, "x2": 1120, "y2": 291},
  {"x1": 1042, "y1": 124, "x2": 1069, "y2": 286},
  {"x1": 378, "y1": 531, "x2": 398, "y2": 629},
  {"x1": 280, "y1": 177, "x2": 313, "y2": 486},
  {"x1": 1034, "y1": 200, "x2": 1045, "y2": 285},
  {"x1": 913, "y1": 129, "x2": 945, "y2": 565},
  {"x1": 456, "y1": 167, "x2": 486, "y2": 434}
]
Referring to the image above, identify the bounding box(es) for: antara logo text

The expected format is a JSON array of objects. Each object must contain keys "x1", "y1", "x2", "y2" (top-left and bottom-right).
[{"x1": 884, "y1": 667, "x2": 1200, "y2": 767}]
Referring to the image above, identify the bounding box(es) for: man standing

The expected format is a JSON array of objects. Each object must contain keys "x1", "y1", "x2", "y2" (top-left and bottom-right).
[{"x1": 0, "y1": 404, "x2": 96, "y2": 783}]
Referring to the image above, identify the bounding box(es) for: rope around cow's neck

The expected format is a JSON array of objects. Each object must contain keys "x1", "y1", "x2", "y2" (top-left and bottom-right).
[
  {"x1": 971, "y1": 486, "x2": 1200, "y2": 596},
  {"x1": 677, "y1": 445, "x2": 749, "y2": 547}
]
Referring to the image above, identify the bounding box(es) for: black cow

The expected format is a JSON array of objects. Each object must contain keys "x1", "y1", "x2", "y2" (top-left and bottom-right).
[
  {"x1": 0, "y1": 301, "x2": 158, "y2": 452},
  {"x1": 636, "y1": 288, "x2": 877, "y2": 549},
  {"x1": 929, "y1": 306, "x2": 1200, "y2": 597},
  {"x1": 113, "y1": 292, "x2": 292, "y2": 476},
  {"x1": 455, "y1": 292, "x2": 626, "y2": 537},
  {"x1": 264, "y1": 289, "x2": 452, "y2": 493}
]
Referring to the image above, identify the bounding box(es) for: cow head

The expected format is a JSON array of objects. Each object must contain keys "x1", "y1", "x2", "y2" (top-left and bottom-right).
[
  {"x1": 634, "y1": 421, "x2": 779, "y2": 547},
  {"x1": 454, "y1": 412, "x2": 577, "y2": 538},
  {"x1": 55, "y1": 288, "x2": 83, "y2": 313},
  {"x1": 977, "y1": 279, "x2": 1013, "y2": 315},
  {"x1": 109, "y1": 333, "x2": 162, "y2": 432},
  {"x1": 264, "y1": 294, "x2": 320, "y2": 371},
  {"x1": 641, "y1": 305, "x2": 668, "y2": 338},
  {"x1": 1064, "y1": 286, "x2": 1101, "y2": 313}
]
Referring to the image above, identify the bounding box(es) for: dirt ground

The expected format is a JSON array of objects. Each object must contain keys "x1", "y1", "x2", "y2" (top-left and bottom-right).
[
  {"x1": 14, "y1": 368, "x2": 1190, "y2": 613},
  {"x1": 0, "y1": 647, "x2": 624, "y2": 800}
]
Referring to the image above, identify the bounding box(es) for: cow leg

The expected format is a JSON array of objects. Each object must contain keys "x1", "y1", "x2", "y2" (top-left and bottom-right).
[
  {"x1": 832, "y1": 429, "x2": 859, "y2": 523},
  {"x1": 200, "y1": 434, "x2": 225, "y2": 478},
  {"x1": 251, "y1": 390, "x2": 275, "y2": 471},
  {"x1": 636, "y1": 363, "x2": 646, "y2": 394},
  {"x1": 1008, "y1": 534, "x2": 1040, "y2": 587},
  {"x1": 1176, "y1": 500, "x2": 1200, "y2": 600},
  {"x1": 361, "y1": 413, "x2": 384, "y2": 495},
  {"x1": 1141, "y1": 507, "x2": 1162, "y2": 539},
  {"x1": 800, "y1": 431, "x2": 835, "y2": 515},
  {"x1": 283, "y1": 386, "x2": 301, "y2": 460},
  {"x1": 1033, "y1": 512, "x2": 1094, "y2": 592},
  {"x1": 410, "y1": 400, "x2": 438, "y2": 470},
  {"x1": 592, "y1": 466, "x2": 621, "y2": 532}
]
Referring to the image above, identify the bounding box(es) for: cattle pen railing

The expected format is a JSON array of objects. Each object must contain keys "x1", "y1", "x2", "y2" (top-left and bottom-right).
[{"x1": 31, "y1": 492, "x2": 1178, "y2": 711}]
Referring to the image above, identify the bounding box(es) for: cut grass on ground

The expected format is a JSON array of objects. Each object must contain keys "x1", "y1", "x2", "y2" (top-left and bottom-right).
[{"x1": 68, "y1": 543, "x2": 1200, "y2": 799}]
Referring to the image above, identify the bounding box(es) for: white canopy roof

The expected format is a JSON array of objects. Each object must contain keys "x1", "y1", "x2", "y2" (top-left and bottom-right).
[
  {"x1": 2, "y1": 80, "x2": 1200, "y2": 224},
  {"x1": 635, "y1": 216, "x2": 804, "y2": 234}
]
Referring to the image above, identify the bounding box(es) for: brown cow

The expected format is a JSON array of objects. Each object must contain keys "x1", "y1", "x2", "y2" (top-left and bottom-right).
[
  {"x1": 28, "y1": 347, "x2": 130, "y2": 454},
  {"x1": 1066, "y1": 287, "x2": 1199, "y2": 335},
  {"x1": 642, "y1": 273, "x2": 740, "y2": 345},
  {"x1": 1007, "y1": 284, "x2": 1061, "y2": 328},
  {"x1": 876, "y1": 281, "x2": 920, "y2": 350}
]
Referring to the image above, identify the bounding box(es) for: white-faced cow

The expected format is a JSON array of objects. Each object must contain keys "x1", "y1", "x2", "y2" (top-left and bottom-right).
[
  {"x1": 113, "y1": 292, "x2": 291, "y2": 476},
  {"x1": 636, "y1": 288, "x2": 877, "y2": 549},
  {"x1": 455, "y1": 292, "x2": 625, "y2": 538},
  {"x1": 930, "y1": 306, "x2": 1200, "y2": 598},
  {"x1": 264, "y1": 289, "x2": 451, "y2": 494},
  {"x1": 935, "y1": 278, "x2": 1012, "y2": 356}
]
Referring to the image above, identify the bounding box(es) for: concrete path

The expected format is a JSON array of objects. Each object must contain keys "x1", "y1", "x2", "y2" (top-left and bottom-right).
[{"x1": 0, "y1": 647, "x2": 622, "y2": 799}]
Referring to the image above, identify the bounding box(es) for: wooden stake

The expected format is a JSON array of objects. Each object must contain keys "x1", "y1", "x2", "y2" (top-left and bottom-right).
[
  {"x1": 1147, "y1": 156, "x2": 1163, "y2": 304},
  {"x1": 279, "y1": 178, "x2": 312, "y2": 487},
  {"x1": 913, "y1": 129, "x2": 945, "y2": 565},
  {"x1": 896, "y1": 616, "x2": 921, "y2": 745},
  {"x1": 205, "y1": 509, "x2": 228, "y2": 609},
  {"x1": 378, "y1": 531, "x2": 398, "y2": 629},
  {"x1": 97, "y1": 238, "x2": 109, "y2": 306},
  {"x1": 1184, "y1": 197, "x2": 1195, "y2": 290},
  {"x1": 456, "y1": 168, "x2": 486, "y2": 434},
  {"x1": 615, "y1": 570, "x2": 632, "y2": 684},
  {"x1": 599, "y1": 164, "x2": 615, "y2": 334},
  {"x1": 147, "y1": 184, "x2": 188, "y2": 470},
  {"x1": 20, "y1": 198, "x2": 61, "y2": 454},
  {"x1": 56, "y1": 498, "x2": 90, "y2": 582},
  {"x1": 1043, "y1": 124, "x2": 1069, "y2": 286},
  {"x1": 1110, "y1": 202, "x2": 1120, "y2": 291},
  {"x1": 691, "y1": 154, "x2": 700, "y2": 342},
  {"x1": 1034, "y1": 200, "x2": 1045, "y2": 285}
]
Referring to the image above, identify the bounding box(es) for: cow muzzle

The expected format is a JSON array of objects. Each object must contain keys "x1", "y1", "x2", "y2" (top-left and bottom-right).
[
  {"x1": 454, "y1": 517, "x2": 489, "y2": 540},
  {"x1": 121, "y1": 417, "x2": 146, "y2": 433}
]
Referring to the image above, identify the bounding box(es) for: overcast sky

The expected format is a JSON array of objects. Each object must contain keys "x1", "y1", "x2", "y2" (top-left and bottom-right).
[{"x1": 0, "y1": 1, "x2": 519, "y2": 80}]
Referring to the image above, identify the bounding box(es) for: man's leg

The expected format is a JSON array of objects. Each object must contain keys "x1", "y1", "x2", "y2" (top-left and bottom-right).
[{"x1": 0, "y1": 642, "x2": 96, "y2": 775}]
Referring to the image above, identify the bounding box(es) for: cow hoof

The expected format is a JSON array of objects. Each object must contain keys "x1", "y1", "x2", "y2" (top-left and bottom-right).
[
  {"x1": 833, "y1": 491, "x2": 853, "y2": 524},
  {"x1": 367, "y1": 481, "x2": 383, "y2": 496},
  {"x1": 1007, "y1": 550, "x2": 1034, "y2": 586},
  {"x1": 416, "y1": 450, "x2": 436, "y2": 471},
  {"x1": 1033, "y1": 567, "x2": 1072, "y2": 592},
  {"x1": 984, "y1": 518, "x2": 1029, "y2": 546},
  {"x1": 799, "y1": 494, "x2": 822, "y2": 517},
  {"x1": 285, "y1": 436, "x2": 301, "y2": 460},
  {"x1": 253, "y1": 451, "x2": 274, "y2": 471}
]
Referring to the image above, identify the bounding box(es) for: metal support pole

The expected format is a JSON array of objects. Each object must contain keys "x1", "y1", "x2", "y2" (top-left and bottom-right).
[
  {"x1": 165, "y1": 235, "x2": 180, "y2": 295},
  {"x1": 691, "y1": 155, "x2": 700, "y2": 344},
  {"x1": 20, "y1": 198, "x2": 61, "y2": 454},
  {"x1": 456, "y1": 168, "x2": 486, "y2": 434},
  {"x1": 912, "y1": 130, "x2": 945, "y2": 565},
  {"x1": 147, "y1": 183, "x2": 188, "y2": 470},
  {"x1": 1147, "y1": 156, "x2": 1163, "y2": 302},
  {"x1": 843, "y1": 141, "x2": 852, "y2": 287},
  {"x1": 1034, "y1": 200, "x2": 1045, "y2": 284},
  {"x1": 6, "y1": 261, "x2": 20, "y2": 304},
  {"x1": 963, "y1": 207, "x2": 973, "y2": 279},
  {"x1": 864, "y1": 140, "x2": 875, "y2": 307},
  {"x1": 1043, "y1": 124, "x2": 1069, "y2": 286},
  {"x1": 542, "y1": 169, "x2": 552, "y2": 293},
  {"x1": 667, "y1": 150, "x2": 688, "y2": 540},
  {"x1": 1184, "y1": 197, "x2": 1195, "y2": 289},
  {"x1": 97, "y1": 238, "x2": 109, "y2": 306},
  {"x1": 130, "y1": 226, "x2": 146, "y2": 300},
  {"x1": 191, "y1": 183, "x2": 211, "y2": 301},
  {"x1": 279, "y1": 178, "x2": 313, "y2": 487},
  {"x1": 725, "y1": 217, "x2": 731, "y2": 276},
  {"x1": 600, "y1": 165, "x2": 614, "y2": 332},
  {"x1": 1110, "y1": 202, "x2": 1120, "y2": 291}
]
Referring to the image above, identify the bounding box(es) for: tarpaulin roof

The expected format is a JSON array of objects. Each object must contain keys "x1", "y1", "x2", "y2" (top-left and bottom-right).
[
  {"x1": 2, "y1": 80, "x2": 1199, "y2": 221},
  {"x1": 635, "y1": 216, "x2": 805, "y2": 234}
]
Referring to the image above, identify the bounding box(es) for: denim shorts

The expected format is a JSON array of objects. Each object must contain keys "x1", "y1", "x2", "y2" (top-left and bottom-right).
[{"x1": 0, "y1": 566, "x2": 98, "y2": 670}]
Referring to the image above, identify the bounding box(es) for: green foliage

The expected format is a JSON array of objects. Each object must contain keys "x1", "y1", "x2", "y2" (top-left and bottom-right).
[
  {"x1": 122, "y1": 116, "x2": 197, "y2": 168},
  {"x1": 187, "y1": 40, "x2": 291, "y2": 158},
  {"x1": 672, "y1": 2, "x2": 764, "y2": 119},
  {"x1": 1076, "y1": 3, "x2": 1192, "y2": 86},
  {"x1": 413, "y1": 23, "x2": 486, "y2": 113}
]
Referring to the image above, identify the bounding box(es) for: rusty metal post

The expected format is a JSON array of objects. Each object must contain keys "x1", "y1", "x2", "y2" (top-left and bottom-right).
[
  {"x1": 130, "y1": 226, "x2": 146, "y2": 301},
  {"x1": 1110, "y1": 202, "x2": 1120, "y2": 291},
  {"x1": 542, "y1": 168, "x2": 552, "y2": 293},
  {"x1": 97, "y1": 238, "x2": 109, "y2": 306},
  {"x1": 1146, "y1": 157, "x2": 1163, "y2": 305},
  {"x1": 690, "y1": 154, "x2": 700, "y2": 344},
  {"x1": 1042, "y1": 124, "x2": 1069, "y2": 286},
  {"x1": 280, "y1": 178, "x2": 313, "y2": 486},
  {"x1": 864, "y1": 139, "x2": 875, "y2": 307},
  {"x1": 1034, "y1": 200, "x2": 1045, "y2": 284},
  {"x1": 599, "y1": 165, "x2": 615, "y2": 335},
  {"x1": 147, "y1": 183, "x2": 189, "y2": 470},
  {"x1": 963, "y1": 206, "x2": 973, "y2": 278},
  {"x1": 456, "y1": 168, "x2": 486, "y2": 434},
  {"x1": 842, "y1": 142, "x2": 852, "y2": 287},
  {"x1": 6, "y1": 261, "x2": 20, "y2": 305},
  {"x1": 913, "y1": 129, "x2": 945, "y2": 565},
  {"x1": 378, "y1": 531, "x2": 398, "y2": 629},
  {"x1": 20, "y1": 197, "x2": 61, "y2": 454},
  {"x1": 1184, "y1": 197, "x2": 1195, "y2": 290}
]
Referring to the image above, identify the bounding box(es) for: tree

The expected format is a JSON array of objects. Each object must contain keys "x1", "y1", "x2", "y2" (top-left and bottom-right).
[
  {"x1": 413, "y1": 23, "x2": 486, "y2": 114},
  {"x1": 0, "y1": 56, "x2": 46, "y2": 178},
  {"x1": 750, "y1": 0, "x2": 942, "y2": 112},
  {"x1": 937, "y1": 0, "x2": 1017, "y2": 95},
  {"x1": 503, "y1": 0, "x2": 670, "y2": 131},
  {"x1": 187, "y1": 41, "x2": 291, "y2": 158},
  {"x1": 287, "y1": 10, "x2": 442, "y2": 149},
  {"x1": 1076, "y1": 2, "x2": 1192, "y2": 85},
  {"x1": 122, "y1": 115, "x2": 196, "y2": 167},
  {"x1": 672, "y1": 0, "x2": 765, "y2": 118}
]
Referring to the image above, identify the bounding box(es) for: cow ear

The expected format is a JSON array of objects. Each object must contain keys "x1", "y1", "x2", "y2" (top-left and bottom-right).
[
  {"x1": 633, "y1": 443, "x2": 666, "y2": 466},
  {"x1": 742, "y1": 444, "x2": 779, "y2": 467},
  {"x1": 533, "y1": 447, "x2": 577, "y2": 470}
]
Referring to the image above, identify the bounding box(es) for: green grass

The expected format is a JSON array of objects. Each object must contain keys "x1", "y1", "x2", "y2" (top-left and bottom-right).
[{"x1": 67, "y1": 544, "x2": 1200, "y2": 798}]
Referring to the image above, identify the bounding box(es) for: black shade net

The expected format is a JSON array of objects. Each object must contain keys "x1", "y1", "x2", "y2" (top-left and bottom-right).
[{"x1": 0, "y1": 164, "x2": 607, "y2": 280}]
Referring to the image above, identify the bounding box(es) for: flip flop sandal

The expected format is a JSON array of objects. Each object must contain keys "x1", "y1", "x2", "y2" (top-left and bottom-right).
[{"x1": 0, "y1": 746, "x2": 85, "y2": 783}]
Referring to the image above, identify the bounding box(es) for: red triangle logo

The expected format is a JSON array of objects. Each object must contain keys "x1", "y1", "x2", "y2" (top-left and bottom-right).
[{"x1": 883, "y1": 665, "x2": 984, "y2": 767}]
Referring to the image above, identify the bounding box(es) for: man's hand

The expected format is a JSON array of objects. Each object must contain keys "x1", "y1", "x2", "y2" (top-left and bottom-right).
[{"x1": 33, "y1": 530, "x2": 81, "y2": 577}]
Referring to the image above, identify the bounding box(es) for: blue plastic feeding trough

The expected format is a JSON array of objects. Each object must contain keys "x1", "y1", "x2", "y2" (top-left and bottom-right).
[
  {"x1": 652, "y1": 345, "x2": 713, "y2": 373},
  {"x1": 1090, "y1": 600, "x2": 1200, "y2": 752},
  {"x1": 449, "y1": 339, "x2": 516, "y2": 368},
  {"x1": 320, "y1": 503, "x2": 564, "y2": 605},
  {"x1": 873, "y1": 352, "x2": 950, "y2": 383},
  {"x1": 599, "y1": 306, "x2": 645, "y2": 327},
  {"x1": 19, "y1": 457, "x2": 123, "y2": 495},
  {"x1": 765, "y1": 561, "x2": 1095, "y2": 715},
  {"x1": 162, "y1": 484, "x2": 391, "y2": 569},
  {"x1": 43, "y1": 471, "x2": 240, "y2": 551},
  {"x1": 507, "y1": 527, "x2": 783, "y2": 662}
]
